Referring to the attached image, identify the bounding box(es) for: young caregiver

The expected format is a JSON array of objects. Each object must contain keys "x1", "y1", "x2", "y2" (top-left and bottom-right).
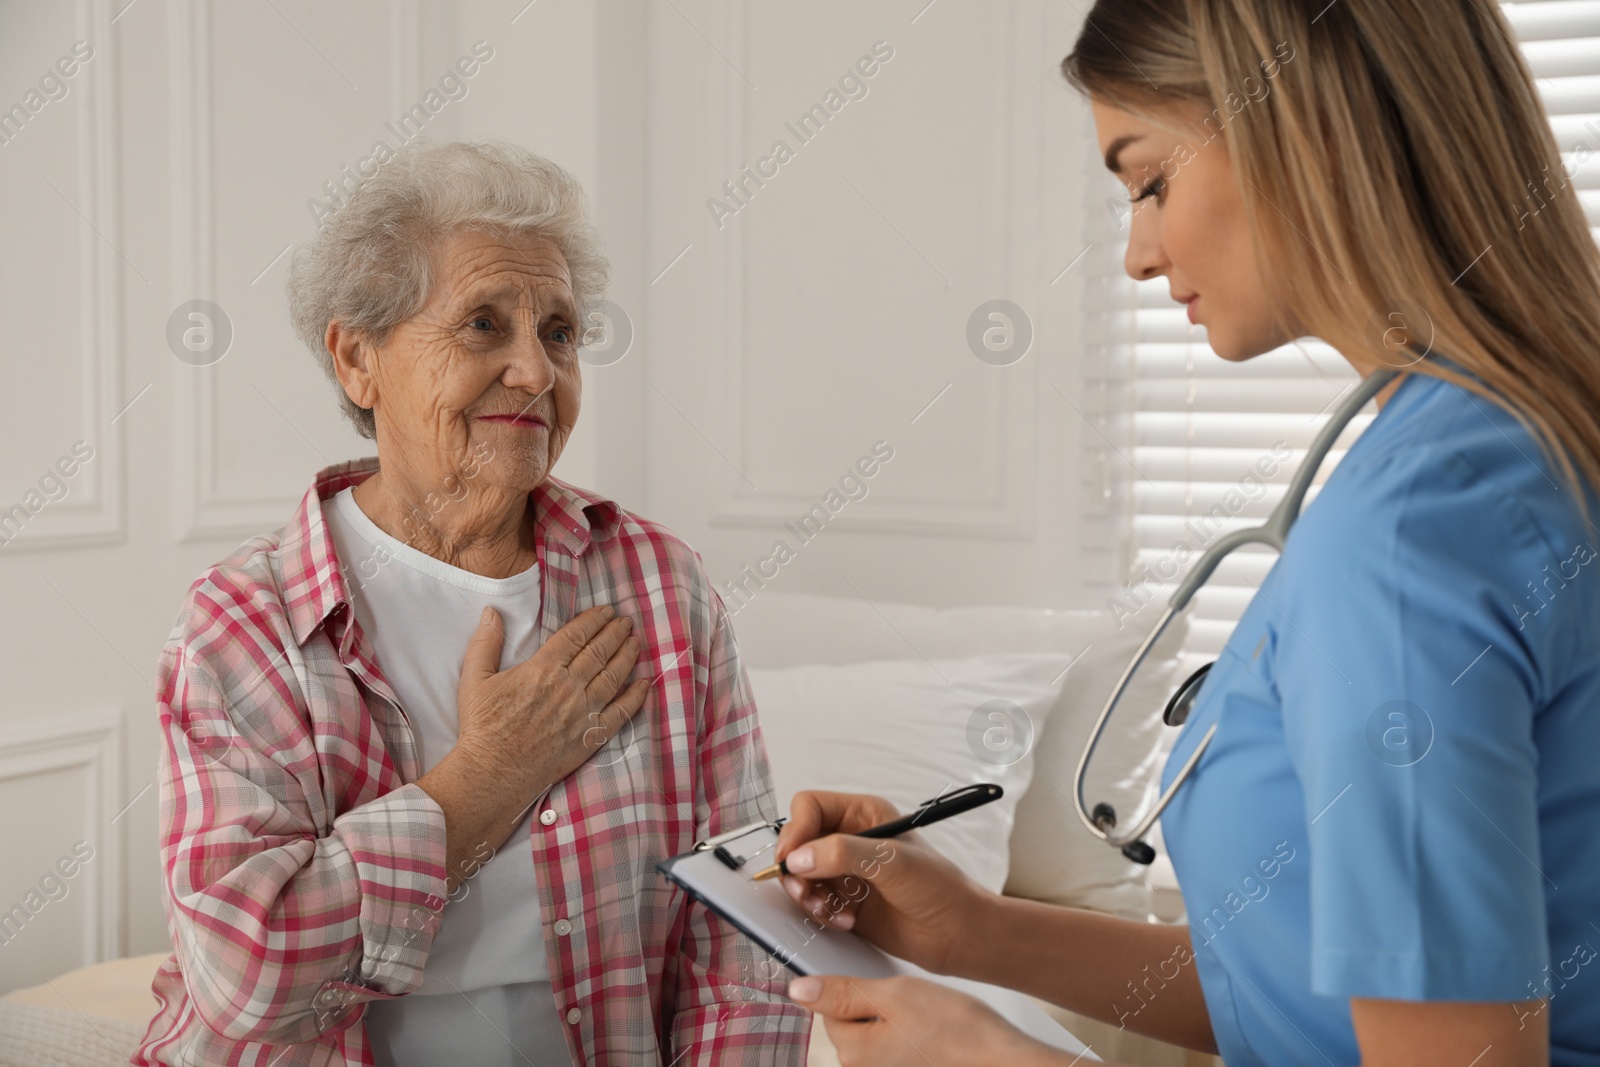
[{"x1": 773, "y1": 1, "x2": 1600, "y2": 1065}]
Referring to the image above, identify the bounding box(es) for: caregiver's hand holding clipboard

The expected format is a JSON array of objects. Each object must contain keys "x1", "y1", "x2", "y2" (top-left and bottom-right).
[{"x1": 772, "y1": 790, "x2": 1206, "y2": 1066}]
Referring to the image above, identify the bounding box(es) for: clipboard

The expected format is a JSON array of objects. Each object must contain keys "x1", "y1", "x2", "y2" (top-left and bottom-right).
[
  {"x1": 657, "y1": 818, "x2": 1098, "y2": 1059},
  {"x1": 657, "y1": 820, "x2": 898, "y2": 978}
]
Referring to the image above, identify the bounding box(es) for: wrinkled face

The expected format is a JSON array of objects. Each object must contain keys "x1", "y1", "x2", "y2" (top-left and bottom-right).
[
  {"x1": 1092, "y1": 98, "x2": 1294, "y2": 361},
  {"x1": 365, "y1": 229, "x2": 582, "y2": 495}
]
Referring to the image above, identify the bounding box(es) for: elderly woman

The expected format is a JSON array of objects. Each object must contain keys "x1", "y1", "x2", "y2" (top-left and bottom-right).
[{"x1": 134, "y1": 141, "x2": 809, "y2": 1067}]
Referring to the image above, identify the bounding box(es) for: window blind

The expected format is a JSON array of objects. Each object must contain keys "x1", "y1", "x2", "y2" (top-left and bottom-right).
[
  {"x1": 1508, "y1": 1, "x2": 1600, "y2": 248},
  {"x1": 1113, "y1": 0, "x2": 1600, "y2": 674}
]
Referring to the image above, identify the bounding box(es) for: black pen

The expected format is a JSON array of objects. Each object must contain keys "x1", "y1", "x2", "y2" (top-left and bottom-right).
[{"x1": 749, "y1": 783, "x2": 1003, "y2": 881}]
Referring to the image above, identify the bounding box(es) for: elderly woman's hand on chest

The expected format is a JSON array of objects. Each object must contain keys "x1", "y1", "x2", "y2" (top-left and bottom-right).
[{"x1": 418, "y1": 600, "x2": 649, "y2": 892}]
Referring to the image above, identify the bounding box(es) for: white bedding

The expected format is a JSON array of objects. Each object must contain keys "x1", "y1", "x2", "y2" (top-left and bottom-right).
[{"x1": 0, "y1": 1002, "x2": 147, "y2": 1067}]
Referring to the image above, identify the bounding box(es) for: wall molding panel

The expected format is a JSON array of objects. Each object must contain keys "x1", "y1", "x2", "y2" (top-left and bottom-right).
[
  {"x1": 4, "y1": 0, "x2": 127, "y2": 553},
  {"x1": 0, "y1": 709, "x2": 125, "y2": 966},
  {"x1": 170, "y1": 0, "x2": 426, "y2": 543},
  {"x1": 705, "y1": 1, "x2": 1043, "y2": 539}
]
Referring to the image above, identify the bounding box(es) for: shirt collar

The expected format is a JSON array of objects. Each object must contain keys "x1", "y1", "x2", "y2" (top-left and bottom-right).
[{"x1": 282, "y1": 457, "x2": 623, "y2": 646}]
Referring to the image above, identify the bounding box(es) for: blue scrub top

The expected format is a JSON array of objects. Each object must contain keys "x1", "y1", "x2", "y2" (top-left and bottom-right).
[{"x1": 1158, "y1": 363, "x2": 1600, "y2": 1066}]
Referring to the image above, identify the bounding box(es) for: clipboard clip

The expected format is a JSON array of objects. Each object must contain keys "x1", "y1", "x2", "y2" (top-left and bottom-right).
[
  {"x1": 693, "y1": 817, "x2": 788, "y2": 872},
  {"x1": 693, "y1": 818, "x2": 788, "y2": 852}
]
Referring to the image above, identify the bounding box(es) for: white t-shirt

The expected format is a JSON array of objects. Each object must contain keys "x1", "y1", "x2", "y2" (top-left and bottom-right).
[{"x1": 322, "y1": 486, "x2": 572, "y2": 1067}]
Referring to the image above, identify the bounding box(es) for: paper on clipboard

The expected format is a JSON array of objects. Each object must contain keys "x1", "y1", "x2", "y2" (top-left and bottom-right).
[{"x1": 658, "y1": 825, "x2": 1097, "y2": 1060}]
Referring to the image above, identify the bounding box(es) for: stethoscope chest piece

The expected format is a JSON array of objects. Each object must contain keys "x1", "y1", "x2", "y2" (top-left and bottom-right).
[
  {"x1": 1090, "y1": 799, "x2": 1159, "y2": 866},
  {"x1": 1164, "y1": 661, "x2": 1213, "y2": 726}
]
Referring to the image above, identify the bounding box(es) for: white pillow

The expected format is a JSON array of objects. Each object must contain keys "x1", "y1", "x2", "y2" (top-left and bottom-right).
[
  {"x1": 748, "y1": 653, "x2": 1072, "y2": 894},
  {"x1": 1001, "y1": 625, "x2": 1187, "y2": 916}
]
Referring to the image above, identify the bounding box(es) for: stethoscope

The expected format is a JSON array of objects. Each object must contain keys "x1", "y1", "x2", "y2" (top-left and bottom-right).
[{"x1": 1073, "y1": 365, "x2": 1401, "y2": 864}]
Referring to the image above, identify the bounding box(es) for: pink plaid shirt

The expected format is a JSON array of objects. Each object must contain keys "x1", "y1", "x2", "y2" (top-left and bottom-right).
[{"x1": 134, "y1": 458, "x2": 810, "y2": 1067}]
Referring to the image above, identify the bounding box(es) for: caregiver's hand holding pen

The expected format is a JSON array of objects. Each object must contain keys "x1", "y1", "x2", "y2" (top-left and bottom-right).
[{"x1": 773, "y1": 790, "x2": 1214, "y2": 1067}]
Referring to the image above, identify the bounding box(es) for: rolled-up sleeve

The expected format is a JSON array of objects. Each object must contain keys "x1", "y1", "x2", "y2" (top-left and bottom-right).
[
  {"x1": 666, "y1": 584, "x2": 812, "y2": 1064},
  {"x1": 157, "y1": 582, "x2": 450, "y2": 1045}
]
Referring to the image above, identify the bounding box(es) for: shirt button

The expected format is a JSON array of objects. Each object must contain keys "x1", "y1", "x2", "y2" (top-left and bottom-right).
[
  {"x1": 539, "y1": 809, "x2": 559, "y2": 826},
  {"x1": 554, "y1": 919, "x2": 572, "y2": 936},
  {"x1": 565, "y1": 1007, "x2": 582, "y2": 1025}
]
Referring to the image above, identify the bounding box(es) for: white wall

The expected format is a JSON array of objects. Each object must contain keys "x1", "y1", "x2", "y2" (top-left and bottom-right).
[
  {"x1": 636, "y1": 0, "x2": 1122, "y2": 613},
  {"x1": 0, "y1": 0, "x2": 1109, "y2": 994}
]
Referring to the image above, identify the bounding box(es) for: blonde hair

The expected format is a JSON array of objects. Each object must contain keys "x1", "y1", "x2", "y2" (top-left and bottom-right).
[{"x1": 1065, "y1": 0, "x2": 1600, "y2": 514}]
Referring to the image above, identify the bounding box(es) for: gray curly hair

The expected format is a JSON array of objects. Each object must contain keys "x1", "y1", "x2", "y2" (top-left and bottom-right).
[{"x1": 287, "y1": 139, "x2": 609, "y2": 439}]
